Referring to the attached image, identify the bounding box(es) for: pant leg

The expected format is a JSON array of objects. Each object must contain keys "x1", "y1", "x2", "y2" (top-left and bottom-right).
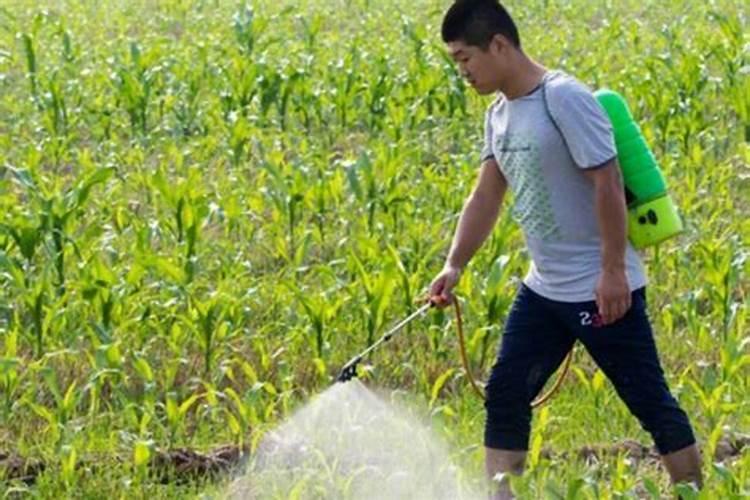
[
  {"x1": 555, "y1": 288, "x2": 696, "y2": 455},
  {"x1": 484, "y1": 284, "x2": 576, "y2": 450}
]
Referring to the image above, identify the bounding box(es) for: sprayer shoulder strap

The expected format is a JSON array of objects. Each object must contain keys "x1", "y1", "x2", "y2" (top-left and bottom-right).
[
  {"x1": 541, "y1": 73, "x2": 637, "y2": 205},
  {"x1": 540, "y1": 71, "x2": 574, "y2": 158}
]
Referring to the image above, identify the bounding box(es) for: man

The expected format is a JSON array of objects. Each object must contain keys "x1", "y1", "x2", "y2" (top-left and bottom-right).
[{"x1": 429, "y1": 1, "x2": 702, "y2": 497}]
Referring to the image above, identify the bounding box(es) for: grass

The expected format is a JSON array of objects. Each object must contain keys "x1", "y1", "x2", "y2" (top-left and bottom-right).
[{"x1": 0, "y1": 0, "x2": 748, "y2": 497}]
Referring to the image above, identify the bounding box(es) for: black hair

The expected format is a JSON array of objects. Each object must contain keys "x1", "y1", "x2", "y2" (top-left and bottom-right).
[{"x1": 441, "y1": 0, "x2": 521, "y2": 50}]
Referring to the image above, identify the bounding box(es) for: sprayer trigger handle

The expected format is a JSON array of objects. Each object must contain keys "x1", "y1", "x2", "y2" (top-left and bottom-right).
[{"x1": 429, "y1": 295, "x2": 450, "y2": 307}]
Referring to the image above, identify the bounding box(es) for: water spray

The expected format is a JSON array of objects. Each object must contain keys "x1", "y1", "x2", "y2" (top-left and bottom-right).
[{"x1": 234, "y1": 296, "x2": 570, "y2": 498}]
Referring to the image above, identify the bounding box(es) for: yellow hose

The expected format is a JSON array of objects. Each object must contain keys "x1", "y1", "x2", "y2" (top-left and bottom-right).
[{"x1": 438, "y1": 296, "x2": 572, "y2": 408}]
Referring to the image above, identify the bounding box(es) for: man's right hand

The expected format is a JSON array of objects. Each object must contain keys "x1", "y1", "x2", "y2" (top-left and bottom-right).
[{"x1": 429, "y1": 265, "x2": 462, "y2": 308}]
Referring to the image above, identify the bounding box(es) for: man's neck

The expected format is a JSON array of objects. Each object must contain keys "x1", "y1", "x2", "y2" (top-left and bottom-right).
[{"x1": 501, "y1": 55, "x2": 548, "y2": 100}]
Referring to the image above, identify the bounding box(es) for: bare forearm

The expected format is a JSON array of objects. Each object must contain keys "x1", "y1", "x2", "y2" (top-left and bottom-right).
[
  {"x1": 586, "y1": 161, "x2": 632, "y2": 324},
  {"x1": 446, "y1": 193, "x2": 502, "y2": 270},
  {"x1": 594, "y1": 174, "x2": 628, "y2": 271}
]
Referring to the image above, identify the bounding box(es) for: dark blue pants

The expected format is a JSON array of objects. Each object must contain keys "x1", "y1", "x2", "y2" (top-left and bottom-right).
[{"x1": 484, "y1": 283, "x2": 696, "y2": 455}]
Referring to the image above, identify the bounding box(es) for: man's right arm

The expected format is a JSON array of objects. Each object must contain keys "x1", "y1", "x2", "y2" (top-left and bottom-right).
[
  {"x1": 430, "y1": 158, "x2": 507, "y2": 304},
  {"x1": 445, "y1": 158, "x2": 507, "y2": 270}
]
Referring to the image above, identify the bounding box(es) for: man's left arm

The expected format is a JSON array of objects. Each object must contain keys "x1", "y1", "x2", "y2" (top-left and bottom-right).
[{"x1": 583, "y1": 159, "x2": 632, "y2": 325}]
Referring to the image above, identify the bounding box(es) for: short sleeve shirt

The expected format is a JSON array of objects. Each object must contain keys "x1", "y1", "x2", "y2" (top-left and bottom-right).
[{"x1": 482, "y1": 71, "x2": 647, "y2": 302}]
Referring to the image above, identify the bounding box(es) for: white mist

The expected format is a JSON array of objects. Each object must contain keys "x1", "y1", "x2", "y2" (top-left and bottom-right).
[{"x1": 226, "y1": 380, "x2": 483, "y2": 499}]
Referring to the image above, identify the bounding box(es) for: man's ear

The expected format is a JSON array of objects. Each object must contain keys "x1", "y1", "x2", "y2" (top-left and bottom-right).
[{"x1": 489, "y1": 33, "x2": 511, "y2": 54}]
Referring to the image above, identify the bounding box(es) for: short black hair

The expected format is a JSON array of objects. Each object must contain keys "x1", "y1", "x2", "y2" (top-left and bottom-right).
[{"x1": 441, "y1": 0, "x2": 521, "y2": 50}]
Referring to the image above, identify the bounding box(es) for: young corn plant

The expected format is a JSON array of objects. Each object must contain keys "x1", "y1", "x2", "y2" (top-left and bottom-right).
[
  {"x1": 150, "y1": 165, "x2": 208, "y2": 282},
  {"x1": 112, "y1": 41, "x2": 165, "y2": 137},
  {"x1": 289, "y1": 286, "x2": 332, "y2": 360},
  {"x1": 349, "y1": 253, "x2": 396, "y2": 348},
  {"x1": 0, "y1": 327, "x2": 20, "y2": 416},
  {"x1": 6, "y1": 164, "x2": 114, "y2": 297}
]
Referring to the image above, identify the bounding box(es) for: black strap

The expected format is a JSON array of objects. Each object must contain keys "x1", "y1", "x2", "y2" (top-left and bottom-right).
[
  {"x1": 541, "y1": 72, "x2": 636, "y2": 204},
  {"x1": 540, "y1": 71, "x2": 574, "y2": 158}
]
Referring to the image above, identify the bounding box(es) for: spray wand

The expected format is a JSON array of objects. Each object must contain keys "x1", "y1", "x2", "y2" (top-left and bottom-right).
[
  {"x1": 336, "y1": 301, "x2": 433, "y2": 383},
  {"x1": 336, "y1": 295, "x2": 571, "y2": 408}
]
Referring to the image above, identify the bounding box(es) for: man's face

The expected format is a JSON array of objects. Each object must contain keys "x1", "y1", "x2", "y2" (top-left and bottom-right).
[{"x1": 447, "y1": 38, "x2": 506, "y2": 95}]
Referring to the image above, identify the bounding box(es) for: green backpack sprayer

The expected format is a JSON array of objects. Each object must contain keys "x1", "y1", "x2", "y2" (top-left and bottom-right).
[
  {"x1": 593, "y1": 89, "x2": 683, "y2": 247},
  {"x1": 337, "y1": 84, "x2": 681, "y2": 406}
]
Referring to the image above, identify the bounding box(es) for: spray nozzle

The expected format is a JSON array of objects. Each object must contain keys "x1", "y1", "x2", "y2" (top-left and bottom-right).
[{"x1": 336, "y1": 357, "x2": 361, "y2": 382}]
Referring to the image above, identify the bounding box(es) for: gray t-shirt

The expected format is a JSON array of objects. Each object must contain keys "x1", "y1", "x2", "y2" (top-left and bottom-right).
[{"x1": 481, "y1": 71, "x2": 647, "y2": 302}]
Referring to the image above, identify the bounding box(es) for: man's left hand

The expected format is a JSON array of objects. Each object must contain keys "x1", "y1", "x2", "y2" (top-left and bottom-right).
[{"x1": 595, "y1": 268, "x2": 631, "y2": 325}]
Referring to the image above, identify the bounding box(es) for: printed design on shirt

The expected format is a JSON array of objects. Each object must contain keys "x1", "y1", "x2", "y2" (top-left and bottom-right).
[{"x1": 495, "y1": 132, "x2": 561, "y2": 241}]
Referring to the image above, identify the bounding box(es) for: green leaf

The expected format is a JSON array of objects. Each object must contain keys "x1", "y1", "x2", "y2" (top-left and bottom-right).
[
  {"x1": 178, "y1": 393, "x2": 201, "y2": 417},
  {"x1": 262, "y1": 382, "x2": 277, "y2": 396},
  {"x1": 591, "y1": 369, "x2": 606, "y2": 393},
  {"x1": 150, "y1": 256, "x2": 186, "y2": 283},
  {"x1": 565, "y1": 478, "x2": 585, "y2": 500},
  {"x1": 673, "y1": 483, "x2": 699, "y2": 500},
  {"x1": 312, "y1": 357, "x2": 327, "y2": 378},
  {"x1": 133, "y1": 440, "x2": 152, "y2": 467},
  {"x1": 133, "y1": 356, "x2": 154, "y2": 382},
  {"x1": 543, "y1": 480, "x2": 565, "y2": 499},
  {"x1": 62, "y1": 381, "x2": 78, "y2": 414},
  {"x1": 166, "y1": 394, "x2": 178, "y2": 425},
  {"x1": 344, "y1": 159, "x2": 363, "y2": 200},
  {"x1": 9, "y1": 225, "x2": 42, "y2": 261},
  {"x1": 240, "y1": 361, "x2": 258, "y2": 385},
  {"x1": 487, "y1": 254, "x2": 510, "y2": 292},
  {"x1": 226, "y1": 411, "x2": 241, "y2": 435},
  {"x1": 0, "y1": 357, "x2": 19, "y2": 375},
  {"x1": 643, "y1": 478, "x2": 661, "y2": 499},
  {"x1": 429, "y1": 368, "x2": 455, "y2": 407},
  {"x1": 61, "y1": 445, "x2": 77, "y2": 484},
  {"x1": 8, "y1": 165, "x2": 37, "y2": 191},
  {"x1": 74, "y1": 167, "x2": 115, "y2": 208},
  {"x1": 105, "y1": 343, "x2": 122, "y2": 367}
]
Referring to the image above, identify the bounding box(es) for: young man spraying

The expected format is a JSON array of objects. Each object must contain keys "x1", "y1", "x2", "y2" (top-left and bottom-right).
[{"x1": 429, "y1": 1, "x2": 702, "y2": 497}]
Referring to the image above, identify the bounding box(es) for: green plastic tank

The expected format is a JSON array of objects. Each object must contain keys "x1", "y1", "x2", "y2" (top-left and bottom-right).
[{"x1": 595, "y1": 89, "x2": 683, "y2": 249}]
